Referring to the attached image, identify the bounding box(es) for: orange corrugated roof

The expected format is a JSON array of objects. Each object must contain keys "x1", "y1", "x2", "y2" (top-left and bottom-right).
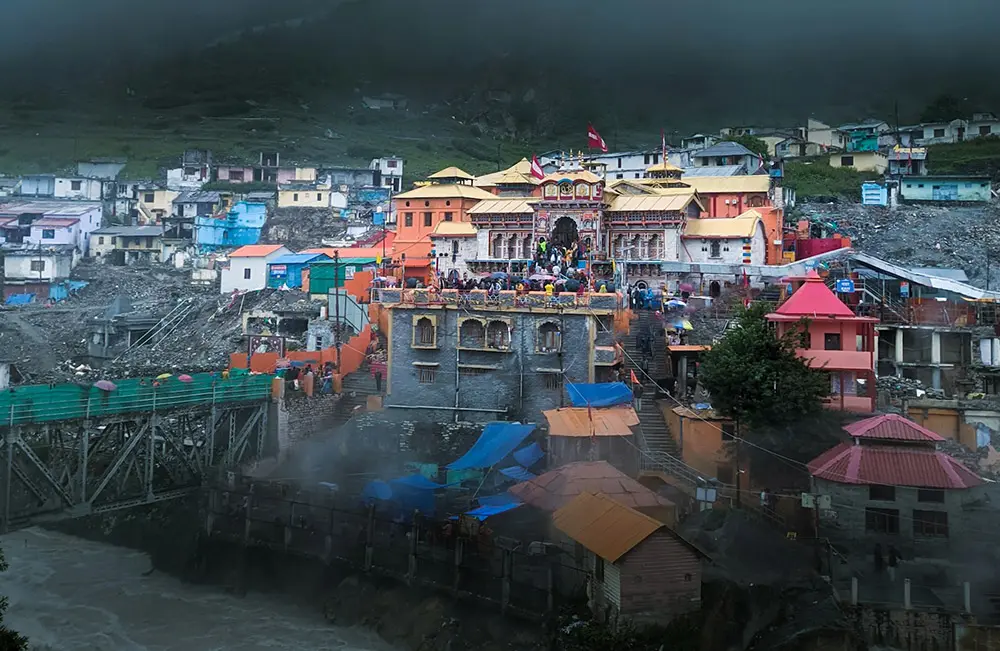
[
  {"x1": 509, "y1": 460, "x2": 673, "y2": 512},
  {"x1": 301, "y1": 246, "x2": 387, "y2": 259},
  {"x1": 552, "y1": 492, "x2": 663, "y2": 562},
  {"x1": 230, "y1": 244, "x2": 286, "y2": 257},
  {"x1": 544, "y1": 407, "x2": 639, "y2": 437}
]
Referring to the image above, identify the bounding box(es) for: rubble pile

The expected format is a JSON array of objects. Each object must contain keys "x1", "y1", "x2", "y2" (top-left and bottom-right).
[
  {"x1": 260, "y1": 208, "x2": 348, "y2": 250},
  {"x1": 875, "y1": 375, "x2": 946, "y2": 400},
  {"x1": 797, "y1": 202, "x2": 1000, "y2": 288}
]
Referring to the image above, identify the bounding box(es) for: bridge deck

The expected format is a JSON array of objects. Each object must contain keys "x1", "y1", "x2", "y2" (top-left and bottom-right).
[{"x1": 0, "y1": 371, "x2": 274, "y2": 426}]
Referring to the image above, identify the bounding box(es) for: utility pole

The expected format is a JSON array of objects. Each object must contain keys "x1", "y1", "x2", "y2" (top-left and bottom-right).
[
  {"x1": 334, "y1": 250, "x2": 341, "y2": 372},
  {"x1": 734, "y1": 416, "x2": 742, "y2": 508}
]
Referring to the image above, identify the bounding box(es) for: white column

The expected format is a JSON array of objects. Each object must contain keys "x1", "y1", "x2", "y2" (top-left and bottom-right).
[
  {"x1": 894, "y1": 328, "x2": 904, "y2": 364},
  {"x1": 931, "y1": 331, "x2": 942, "y2": 365}
]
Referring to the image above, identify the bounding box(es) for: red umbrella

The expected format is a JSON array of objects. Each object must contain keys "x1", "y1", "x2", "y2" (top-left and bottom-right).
[{"x1": 177, "y1": 374, "x2": 194, "y2": 383}]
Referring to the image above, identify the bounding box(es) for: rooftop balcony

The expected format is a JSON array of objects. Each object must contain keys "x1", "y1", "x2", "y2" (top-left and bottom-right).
[{"x1": 373, "y1": 288, "x2": 621, "y2": 313}]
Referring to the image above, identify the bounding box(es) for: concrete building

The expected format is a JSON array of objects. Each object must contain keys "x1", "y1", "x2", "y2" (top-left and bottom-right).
[
  {"x1": 428, "y1": 221, "x2": 479, "y2": 279},
  {"x1": 166, "y1": 149, "x2": 213, "y2": 190},
  {"x1": 220, "y1": 244, "x2": 291, "y2": 294},
  {"x1": 17, "y1": 175, "x2": 55, "y2": 197},
  {"x1": 899, "y1": 175, "x2": 992, "y2": 202},
  {"x1": 968, "y1": 112, "x2": 1000, "y2": 139},
  {"x1": 53, "y1": 177, "x2": 103, "y2": 201},
  {"x1": 194, "y1": 201, "x2": 268, "y2": 251},
  {"x1": 830, "y1": 151, "x2": 888, "y2": 174},
  {"x1": 137, "y1": 185, "x2": 180, "y2": 222},
  {"x1": 1, "y1": 245, "x2": 75, "y2": 300},
  {"x1": 373, "y1": 287, "x2": 621, "y2": 424},
  {"x1": 803, "y1": 118, "x2": 847, "y2": 150},
  {"x1": 0, "y1": 201, "x2": 102, "y2": 255},
  {"x1": 89, "y1": 226, "x2": 165, "y2": 263},
  {"x1": 681, "y1": 212, "x2": 768, "y2": 269},
  {"x1": 838, "y1": 120, "x2": 891, "y2": 152},
  {"x1": 809, "y1": 415, "x2": 985, "y2": 548},
  {"x1": 774, "y1": 137, "x2": 826, "y2": 159},
  {"x1": 277, "y1": 182, "x2": 333, "y2": 208},
  {"x1": 887, "y1": 147, "x2": 928, "y2": 176},
  {"x1": 690, "y1": 142, "x2": 763, "y2": 173},
  {"x1": 369, "y1": 156, "x2": 404, "y2": 193},
  {"x1": 173, "y1": 191, "x2": 228, "y2": 218},
  {"x1": 906, "y1": 119, "x2": 969, "y2": 146},
  {"x1": 679, "y1": 134, "x2": 718, "y2": 152}
]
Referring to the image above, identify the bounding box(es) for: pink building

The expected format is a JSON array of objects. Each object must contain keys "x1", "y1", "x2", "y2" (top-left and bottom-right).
[{"x1": 767, "y1": 271, "x2": 878, "y2": 413}]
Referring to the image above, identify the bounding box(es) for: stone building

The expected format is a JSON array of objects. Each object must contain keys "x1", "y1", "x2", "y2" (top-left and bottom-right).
[{"x1": 373, "y1": 287, "x2": 621, "y2": 424}]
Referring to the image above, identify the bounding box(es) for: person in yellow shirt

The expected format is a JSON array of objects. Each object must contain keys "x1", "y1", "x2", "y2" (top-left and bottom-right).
[{"x1": 544, "y1": 282, "x2": 554, "y2": 296}]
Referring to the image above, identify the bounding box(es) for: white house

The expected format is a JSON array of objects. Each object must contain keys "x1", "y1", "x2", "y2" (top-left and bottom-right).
[
  {"x1": 910, "y1": 119, "x2": 969, "y2": 146},
  {"x1": 3, "y1": 246, "x2": 75, "y2": 283},
  {"x1": 220, "y1": 244, "x2": 292, "y2": 294},
  {"x1": 369, "y1": 156, "x2": 404, "y2": 192},
  {"x1": 803, "y1": 118, "x2": 846, "y2": 150},
  {"x1": 54, "y1": 177, "x2": 104, "y2": 201},
  {"x1": 969, "y1": 112, "x2": 1000, "y2": 139},
  {"x1": 690, "y1": 142, "x2": 764, "y2": 173},
  {"x1": 4, "y1": 201, "x2": 102, "y2": 255},
  {"x1": 429, "y1": 221, "x2": 479, "y2": 279},
  {"x1": 681, "y1": 210, "x2": 767, "y2": 267}
]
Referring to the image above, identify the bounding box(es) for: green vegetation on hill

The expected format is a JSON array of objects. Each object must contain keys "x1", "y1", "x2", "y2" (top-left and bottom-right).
[
  {"x1": 928, "y1": 136, "x2": 1000, "y2": 178},
  {"x1": 782, "y1": 160, "x2": 881, "y2": 201}
]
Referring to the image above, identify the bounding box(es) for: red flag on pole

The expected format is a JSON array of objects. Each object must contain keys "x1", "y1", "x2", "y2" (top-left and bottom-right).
[
  {"x1": 587, "y1": 124, "x2": 608, "y2": 153},
  {"x1": 530, "y1": 155, "x2": 545, "y2": 180},
  {"x1": 630, "y1": 370, "x2": 639, "y2": 385}
]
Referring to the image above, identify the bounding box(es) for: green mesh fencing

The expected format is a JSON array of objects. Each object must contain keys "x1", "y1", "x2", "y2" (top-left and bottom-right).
[{"x1": 0, "y1": 369, "x2": 274, "y2": 427}]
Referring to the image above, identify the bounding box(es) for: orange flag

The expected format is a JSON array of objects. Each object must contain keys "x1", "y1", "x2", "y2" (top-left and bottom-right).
[{"x1": 630, "y1": 370, "x2": 639, "y2": 385}]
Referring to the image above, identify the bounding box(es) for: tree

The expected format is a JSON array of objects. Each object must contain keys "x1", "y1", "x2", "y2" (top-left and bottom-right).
[
  {"x1": 0, "y1": 546, "x2": 29, "y2": 650},
  {"x1": 919, "y1": 94, "x2": 965, "y2": 124},
  {"x1": 698, "y1": 303, "x2": 832, "y2": 491},
  {"x1": 726, "y1": 134, "x2": 771, "y2": 161}
]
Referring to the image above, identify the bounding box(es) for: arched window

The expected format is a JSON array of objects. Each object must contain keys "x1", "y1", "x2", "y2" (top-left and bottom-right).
[
  {"x1": 748, "y1": 195, "x2": 765, "y2": 208},
  {"x1": 415, "y1": 317, "x2": 436, "y2": 347},
  {"x1": 522, "y1": 234, "x2": 533, "y2": 260},
  {"x1": 459, "y1": 319, "x2": 485, "y2": 348},
  {"x1": 506, "y1": 236, "x2": 516, "y2": 260},
  {"x1": 631, "y1": 234, "x2": 643, "y2": 259},
  {"x1": 537, "y1": 322, "x2": 561, "y2": 353},
  {"x1": 486, "y1": 320, "x2": 511, "y2": 350},
  {"x1": 648, "y1": 234, "x2": 660, "y2": 260},
  {"x1": 491, "y1": 235, "x2": 503, "y2": 259}
]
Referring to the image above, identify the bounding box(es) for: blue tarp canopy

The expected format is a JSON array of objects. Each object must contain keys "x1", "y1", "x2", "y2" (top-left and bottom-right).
[
  {"x1": 479, "y1": 493, "x2": 520, "y2": 507},
  {"x1": 5, "y1": 294, "x2": 34, "y2": 306},
  {"x1": 499, "y1": 466, "x2": 536, "y2": 482},
  {"x1": 446, "y1": 422, "x2": 536, "y2": 470},
  {"x1": 463, "y1": 501, "x2": 523, "y2": 521},
  {"x1": 391, "y1": 474, "x2": 450, "y2": 490},
  {"x1": 513, "y1": 442, "x2": 545, "y2": 468},
  {"x1": 566, "y1": 382, "x2": 633, "y2": 408},
  {"x1": 388, "y1": 474, "x2": 454, "y2": 516},
  {"x1": 362, "y1": 480, "x2": 392, "y2": 502}
]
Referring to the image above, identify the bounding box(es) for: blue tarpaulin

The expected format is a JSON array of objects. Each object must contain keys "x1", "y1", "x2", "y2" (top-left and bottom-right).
[
  {"x1": 463, "y1": 501, "x2": 523, "y2": 521},
  {"x1": 362, "y1": 480, "x2": 393, "y2": 502},
  {"x1": 513, "y1": 442, "x2": 545, "y2": 468},
  {"x1": 391, "y1": 474, "x2": 450, "y2": 490},
  {"x1": 566, "y1": 382, "x2": 633, "y2": 408},
  {"x1": 479, "y1": 493, "x2": 520, "y2": 507},
  {"x1": 446, "y1": 422, "x2": 536, "y2": 470},
  {"x1": 5, "y1": 294, "x2": 34, "y2": 306},
  {"x1": 499, "y1": 466, "x2": 536, "y2": 482},
  {"x1": 388, "y1": 474, "x2": 453, "y2": 516}
]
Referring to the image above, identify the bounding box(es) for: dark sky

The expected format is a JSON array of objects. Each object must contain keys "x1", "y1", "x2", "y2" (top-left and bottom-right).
[{"x1": 3, "y1": 0, "x2": 997, "y2": 125}]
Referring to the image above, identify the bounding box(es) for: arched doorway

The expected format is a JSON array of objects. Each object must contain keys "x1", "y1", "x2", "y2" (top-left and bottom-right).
[
  {"x1": 709, "y1": 281, "x2": 721, "y2": 298},
  {"x1": 550, "y1": 216, "x2": 579, "y2": 250}
]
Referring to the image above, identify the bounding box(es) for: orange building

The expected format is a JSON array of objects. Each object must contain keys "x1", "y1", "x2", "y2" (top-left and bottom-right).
[
  {"x1": 390, "y1": 167, "x2": 495, "y2": 281},
  {"x1": 767, "y1": 271, "x2": 878, "y2": 413},
  {"x1": 663, "y1": 405, "x2": 744, "y2": 487},
  {"x1": 680, "y1": 176, "x2": 773, "y2": 218}
]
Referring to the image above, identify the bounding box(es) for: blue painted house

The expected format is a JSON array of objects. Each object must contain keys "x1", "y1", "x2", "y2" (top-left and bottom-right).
[
  {"x1": 267, "y1": 253, "x2": 331, "y2": 289},
  {"x1": 900, "y1": 176, "x2": 992, "y2": 203},
  {"x1": 194, "y1": 201, "x2": 268, "y2": 251},
  {"x1": 839, "y1": 120, "x2": 889, "y2": 153}
]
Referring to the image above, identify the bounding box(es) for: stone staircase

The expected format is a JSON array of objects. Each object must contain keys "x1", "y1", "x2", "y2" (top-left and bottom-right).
[{"x1": 329, "y1": 365, "x2": 381, "y2": 428}]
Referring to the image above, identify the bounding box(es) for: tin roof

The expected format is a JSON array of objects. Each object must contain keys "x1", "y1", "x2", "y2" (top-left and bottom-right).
[
  {"x1": 474, "y1": 159, "x2": 540, "y2": 187},
  {"x1": 394, "y1": 183, "x2": 496, "y2": 201},
  {"x1": 428, "y1": 166, "x2": 474, "y2": 180},
  {"x1": 467, "y1": 198, "x2": 535, "y2": 215},
  {"x1": 508, "y1": 461, "x2": 674, "y2": 512},
  {"x1": 808, "y1": 443, "x2": 983, "y2": 489},
  {"x1": 844, "y1": 414, "x2": 943, "y2": 442},
  {"x1": 691, "y1": 141, "x2": 757, "y2": 159},
  {"x1": 680, "y1": 165, "x2": 745, "y2": 177},
  {"x1": 429, "y1": 222, "x2": 478, "y2": 238},
  {"x1": 543, "y1": 407, "x2": 639, "y2": 437},
  {"x1": 229, "y1": 244, "x2": 287, "y2": 258},
  {"x1": 174, "y1": 191, "x2": 223, "y2": 204},
  {"x1": 683, "y1": 211, "x2": 761, "y2": 239},
  {"x1": 607, "y1": 193, "x2": 700, "y2": 213},
  {"x1": 552, "y1": 492, "x2": 664, "y2": 563},
  {"x1": 31, "y1": 217, "x2": 80, "y2": 227},
  {"x1": 772, "y1": 271, "x2": 855, "y2": 318},
  {"x1": 268, "y1": 253, "x2": 331, "y2": 266}
]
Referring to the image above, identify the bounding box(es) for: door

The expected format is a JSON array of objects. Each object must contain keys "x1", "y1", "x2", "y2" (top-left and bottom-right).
[{"x1": 932, "y1": 185, "x2": 958, "y2": 201}]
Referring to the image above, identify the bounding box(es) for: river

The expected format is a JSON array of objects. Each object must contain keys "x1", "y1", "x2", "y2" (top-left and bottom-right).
[{"x1": 2, "y1": 528, "x2": 395, "y2": 651}]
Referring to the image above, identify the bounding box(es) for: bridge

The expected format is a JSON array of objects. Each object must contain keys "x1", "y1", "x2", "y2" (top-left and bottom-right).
[{"x1": 0, "y1": 370, "x2": 274, "y2": 531}]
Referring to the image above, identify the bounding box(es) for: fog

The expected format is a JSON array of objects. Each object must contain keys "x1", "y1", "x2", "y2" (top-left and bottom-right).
[{"x1": 3, "y1": 0, "x2": 998, "y2": 125}]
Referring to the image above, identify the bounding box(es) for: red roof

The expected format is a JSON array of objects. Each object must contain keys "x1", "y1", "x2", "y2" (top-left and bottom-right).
[
  {"x1": 230, "y1": 244, "x2": 287, "y2": 258},
  {"x1": 844, "y1": 414, "x2": 943, "y2": 442},
  {"x1": 774, "y1": 270, "x2": 855, "y2": 318},
  {"x1": 508, "y1": 461, "x2": 674, "y2": 512},
  {"x1": 32, "y1": 217, "x2": 80, "y2": 227},
  {"x1": 808, "y1": 443, "x2": 983, "y2": 489}
]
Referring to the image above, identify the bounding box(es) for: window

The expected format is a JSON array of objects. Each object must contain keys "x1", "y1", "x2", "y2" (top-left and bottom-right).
[
  {"x1": 617, "y1": 158, "x2": 622, "y2": 168},
  {"x1": 869, "y1": 485, "x2": 896, "y2": 501},
  {"x1": 486, "y1": 320, "x2": 511, "y2": 350},
  {"x1": 144, "y1": 193, "x2": 155, "y2": 203},
  {"x1": 293, "y1": 193, "x2": 299, "y2": 202},
  {"x1": 840, "y1": 156, "x2": 854, "y2": 167},
  {"x1": 913, "y1": 510, "x2": 948, "y2": 537},
  {"x1": 30, "y1": 260, "x2": 45, "y2": 272},
  {"x1": 41, "y1": 229, "x2": 55, "y2": 239},
  {"x1": 415, "y1": 317, "x2": 436, "y2": 347},
  {"x1": 544, "y1": 373, "x2": 562, "y2": 390},
  {"x1": 145, "y1": 236, "x2": 154, "y2": 248},
  {"x1": 824, "y1": 333, "x2": 842, "y2": 351},
  {"x1": 452, "y1": 241, "x2": 459, "y2": 256},
  {"x1": 721, "y1": 423, "x2": 736, "y2": 440},
  {"x1": 98, "y1": 236, "x2": 104, "y2": 245},
  {"x1": 230, "y1": 170, "x2": 245, "y2": 182},
  {"x1": 404, "y1": 212, "x2": 413, "y2": 227},
  {"x1": 418, "y1": 368, "x2": 436, "y2": 384},
  {"x1": 111, "y1": 237, "x2": 117, "y2": 245},
  {"x1": 316, "y1": 193, "x2": 322, "y2": 202},
  {"x1": 387, "y1": 159, "x2": 398, "y2": 168},
  {"x1": 243, "y1": 268, "x2": 252, "y2": 280},
  {"x1": 709, "y1": 241, "x2": 721, "y2": 257},
  {"x1": 443, "y1": 212, "x2": 453, "y2": 222},
  {"x1": 917, "y1": 489, "x2": 945, "y2": 503},
  {"x1": 594, "y1": 556, "x2": 605, "y2": 581},
  {"x1": 980, "y1": 125, "x2": 993, "y2": 136},
  {"x1": 538, "y1": 322, "x2": 561, "y2": 353},
  {"x1": 71, "y1": 180, "x2": 82, "y2": 191},
  {"x1": 643, "y1": 154, "x2": 650, "y2": 165},
  {"x1": 634, "y1": 173, "x2": 640, "y2": 178},
  {"x1": 865, "y1": 507, "x2": 900, "y2": 534},
  {"x1": 459, "y1": 319, "x2": 485, "y2": 348},
  {"x1": 423, "y1": 212, "x2": 432, "y2": 227},
  {"x1": 615, "y1": 173, "x2": 623, "y2": 179},
  {"x1": 933, "y1": 128, "x2": 946, "y2": 138}
]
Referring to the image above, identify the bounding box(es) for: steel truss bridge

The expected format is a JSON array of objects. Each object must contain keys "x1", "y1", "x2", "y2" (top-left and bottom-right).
[{"x1": 0, "y1": 372, "x2": 274, "y2": 531}]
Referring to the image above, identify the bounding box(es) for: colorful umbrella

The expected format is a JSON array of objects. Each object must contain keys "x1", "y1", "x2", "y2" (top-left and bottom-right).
[
  {"x1": 177, "y1": 374, "x2": 193, "y2": 383},
  {"x1": 94, "y1": 380, "x2": 117, "y2": 392},
  {"x1": 674, "y1": 320, "x2": 694, "y2": 331},
  {"x1": 529, "y1": 273, "x2": 556, "y2": 281},
  {"x1": 666, "y1": 299, "x2": 687, "y2": 309},
  {"x1": 156, "y1": 373, "x2": 172, "y2": 380}
]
